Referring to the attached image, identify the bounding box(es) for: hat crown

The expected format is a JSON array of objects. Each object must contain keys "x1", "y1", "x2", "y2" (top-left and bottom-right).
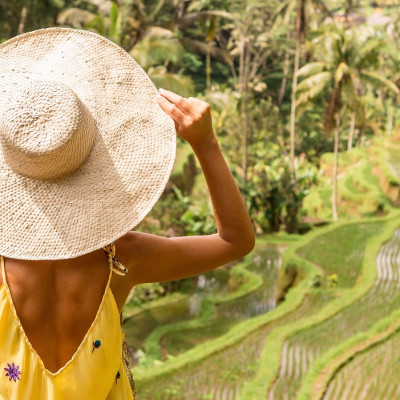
[
  {"x1": 0, "y1": 80, "x2": 96, "y2": 180},
  {"x1": 0, "y1": 27, "x2": 176, "y2": 260}
]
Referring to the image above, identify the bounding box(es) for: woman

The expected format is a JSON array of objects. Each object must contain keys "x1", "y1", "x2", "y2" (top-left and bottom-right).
[{"x1": 0, "y1": 28, "x2": 254, "y2": 399}]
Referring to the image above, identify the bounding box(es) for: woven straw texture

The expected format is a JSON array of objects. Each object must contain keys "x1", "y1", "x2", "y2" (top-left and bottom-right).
[{"x1": 0, "y1": 27, "x2": 176, "y2": 260}]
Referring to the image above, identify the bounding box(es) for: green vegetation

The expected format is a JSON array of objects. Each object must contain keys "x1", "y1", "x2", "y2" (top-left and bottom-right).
[
  {"x1": 268, "y1": 219, "x2": 392, "y2": 399},
  {"x1": 141, "y1": 256, "x2": 263, "y2": 363},
  {"x1": 239, "y1": 214, "x2": 397, "y2": 399},
  {"x1": 320, "y1": 316, "x2": 400, "y2": 399},
  {"x1": 297, "y1": 222, "x2": 382, "y2": 288},
  {"x1": 4, "y1": 1, "x2": 400, "y2": 398},
  {"x1": 4, "y1": 0, "x2": 399, "y2": 240}
]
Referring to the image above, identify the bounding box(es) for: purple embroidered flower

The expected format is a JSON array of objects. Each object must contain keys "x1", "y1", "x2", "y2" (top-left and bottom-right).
[
  {"x1": 115, "y1": 371, "x2": 120, "y2": 383},
  {"x1": 4, "y1": 363, "x2": 21, "y2": 382},
  {"x1": 92, "y1": 340, "x2": 102, "y2": 353}
]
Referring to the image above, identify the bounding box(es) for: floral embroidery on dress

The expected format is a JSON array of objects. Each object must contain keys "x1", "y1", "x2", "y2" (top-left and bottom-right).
[
  {"x1": 115, "y1": 371, "x2": 120, "y2": 383},
  {"x1": 92, "y1": 340, "x2": 101, "y2": 353},
  {"x1": 4, "y1": 363, "x2": 21, "y2": 382}
]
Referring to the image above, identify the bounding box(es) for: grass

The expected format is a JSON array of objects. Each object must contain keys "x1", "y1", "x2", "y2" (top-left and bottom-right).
[
  {"x1": 297, "y1": 222, "x2": 382, "y2": 288},
  {"x1": 131, "y1": 212, "x2": 400, "y2": 399},
  {"x1": 303, "y1": 306, "x2": 400, "y2": 400},
  {"x1": 123, "y1": 292, "x2": 188, "y2": 317},
  {"x1": 269, "y1": 218, "x2": 400, "y2": 400},
  {"x1": 239, "y1": 211, "x2": 400, "y2": 400},
  {"x1": 324, "y1": 327, "x2": 400, "y2": 399},
  {"x1": 303, "y1": 142, "x2": 395, "y2": 220},
  {"x1": 295, "y1": 218, "x2": 400, "y2": 399},
  {"x1": 141, "y1": 256, "x2": 263, "y2": 363},
  {"x1": 127, "y1": 140, "x2": 400, "y2": 399},
  {"x1": 160, "y1": 244, "x2": 285, "y2": 357},
  {"x1": 123, "y1": 293, "x2": 190, "y2": 349},
  {"x1": 124, "y1": 244, "x2": 268, "y2": 364},
  {"x1": 133, "y1": 239, "x2": 315, "y2": 390},
  {"x1": 137, "y1": 278, "x2": 334, "y2": 399}
]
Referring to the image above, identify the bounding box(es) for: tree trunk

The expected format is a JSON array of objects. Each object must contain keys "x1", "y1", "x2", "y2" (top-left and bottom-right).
[
  {"x1": 206, "y1": 44, "x2": 211, "y2": 93},
  {"x1": 332, "y1": 111, "x2": 340, "y2": 222},
  {"x1": 289, "y1": 24, "x2": 301, "y2": 182},
  {"x1": 239, "y1": 36, "x2": 245, "y2": 94},
  {"x1": 18, "y1": 6, "x2": 28, "y2": 34},
  {"x1": 347, "y1": 111, "x2": 356, "y2": 152},
  {"x1": 386, "y1": 98, "x2": 396, "y2": 137},
  {"x1": 278, "y1": 47, "x2": 290, "y2": 105},
  {"x1": 242, "y1": 40, "x2": 251, "y2": 184}
]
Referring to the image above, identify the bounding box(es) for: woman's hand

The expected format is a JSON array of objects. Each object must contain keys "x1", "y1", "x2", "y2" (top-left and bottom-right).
[{"x1": 156, "y1": 88, "x2": 215, "y2": 150}]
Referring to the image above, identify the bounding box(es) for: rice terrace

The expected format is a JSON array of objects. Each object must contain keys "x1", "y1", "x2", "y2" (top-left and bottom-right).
[{"x1": 125, "y1": 140, "x2": 400, "y2": 399}]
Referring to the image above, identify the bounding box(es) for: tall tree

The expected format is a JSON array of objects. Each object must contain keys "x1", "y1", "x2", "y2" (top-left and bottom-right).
[
  {"x1": 296, "y1": 26, "x2": 399, "y2": 221},
  {"x1": 184, "y1": 0, "x2": 230, "y2": 92},
  {"x1": 274, "y1": 0, "x2": 331, "y2": 182},
  {"x1": 224, "y1": 0, "x2": 279, "y2": 183}
]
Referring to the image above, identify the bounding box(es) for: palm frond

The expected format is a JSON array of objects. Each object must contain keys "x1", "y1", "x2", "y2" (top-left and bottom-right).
[
  {"x1": 353, "y1": 37, "x2": 382, "y2": 69},
  {"x1": 341, "y1": 79, "x2": 359, "y2": 110},
  {"x1": 148, "y1": 66, "x2": 194, "y2": 98},
  {"x1": 57, "y1": 8, "x2": 96, "y2": 28},
  {"x1": 297, "y1": 61, "x2": 331, "y2": 77},
  {"x1": 360, "y1": 71, "x2": 400, "y2": 95},
  {"x1": 296, "y1": 71, "x2": 332, "y2": 105},
  {"x1": 334, "y1": 62, "x2": 350, "y2": 84},
  {"x1": 271, "y1": 0, "x2": 294, "y2": 26},
  {"x1": 147, "y1": 0, "x2": 165, "y2": 20},
  {"x1": 108, "y1": 2, "x2": 118, "y2": 41},
  {"x1": 130, "y1": 28, "x2": 183, "y2": 70},
  {"x1": 178, "y1": 10, "x2": 234, "y2": 29},
  {"x1": 180, "y1": 38, "x2": 233, "y2": 66},
  {"x1": 297, "y1": 71, "x2": 332, "y2": 93}
]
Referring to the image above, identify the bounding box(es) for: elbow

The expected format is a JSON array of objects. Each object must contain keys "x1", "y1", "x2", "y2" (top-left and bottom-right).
[
  {"x1": 220, "y1": 225, "x2": 256, "y2": 259},
  {"x1": 234, "y1": 230, "x2": 256, "y2": 258},
  {"x1": 243, "y1": 233, "x2": 256, "y2": 256}
]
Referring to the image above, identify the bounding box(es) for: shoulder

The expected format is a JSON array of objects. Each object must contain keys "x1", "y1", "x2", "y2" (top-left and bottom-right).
[
  {"x1": 113, "y1": 230, "x2": 175, "y2": 286},
  {"x1": 113, "y1": 230, "x2": 160, "y2": 272},
  {"x1": 114, "y1": 231, "x2": 139, "y2": 269}
]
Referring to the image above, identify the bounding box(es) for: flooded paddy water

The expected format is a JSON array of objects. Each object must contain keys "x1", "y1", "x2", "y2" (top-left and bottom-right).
[{"x1": 130, "y1": 242, "x2": 286, "y2": 399}]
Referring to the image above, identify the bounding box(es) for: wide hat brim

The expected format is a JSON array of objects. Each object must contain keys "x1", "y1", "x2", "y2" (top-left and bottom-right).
[{"x1": 0, "y1": 27, "x2": 176, "y2": 260}]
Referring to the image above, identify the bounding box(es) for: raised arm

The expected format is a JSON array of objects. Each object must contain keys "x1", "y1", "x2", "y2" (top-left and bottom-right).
[{"x1": 121, "y1": 88, "x2": 255, "y2": 286}]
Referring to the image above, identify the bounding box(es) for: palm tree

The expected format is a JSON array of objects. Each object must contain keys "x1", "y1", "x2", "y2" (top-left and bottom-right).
[
  {"x1": 223, "y1": 0, "x2": 280, "y2": 183},
  {"x1": 178, "y1": 0, "x2": 278, "y2": 183},
  {"x1": 296, "y1": 26, "x2": 399, "y2": 221},
  {"x1": 130, "y1": 27, "x2": 194, "y2": 97},
  {"x1": 183, "y1": 0, "x2": 230, "y2": 92},
  {"x1": 273, "y1": 0, "x2": 332, "y2": 182},
  {"x1": 58, "y1": 1, "x2": 128, "y2": 47}
]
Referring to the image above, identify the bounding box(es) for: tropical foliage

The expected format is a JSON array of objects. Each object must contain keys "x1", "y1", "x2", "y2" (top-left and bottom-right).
[
  {"x1": 3, "y1": 3, "x2": 400, "y2": 399},
  {"x1": 1, "y1": 0, "x2": 399, "y2": 278}
]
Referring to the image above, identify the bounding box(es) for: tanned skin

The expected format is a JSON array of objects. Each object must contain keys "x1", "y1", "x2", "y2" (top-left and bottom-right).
[{"x1": 0, "y1": 89, "x2": 255, "y2": 373}]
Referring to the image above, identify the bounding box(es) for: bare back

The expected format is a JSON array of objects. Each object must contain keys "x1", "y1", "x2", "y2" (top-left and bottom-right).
[{"x1": 0, "y1": 235, "x2": 134, "y2": 374}]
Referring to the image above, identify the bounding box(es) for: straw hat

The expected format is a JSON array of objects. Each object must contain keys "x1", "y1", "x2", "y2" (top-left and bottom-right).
[{"x1": 0, "y1": 27, "x2": 176, "y2": 260}]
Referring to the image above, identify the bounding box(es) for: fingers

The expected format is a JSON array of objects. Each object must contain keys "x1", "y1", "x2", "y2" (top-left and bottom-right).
[
  {"x1": 187, "y1": 97, "x2": 210, "y2": 115},
  {"x1": 158, "y1": 88, "x2": 193, "y2": 115},
  {"x1": 156, "y1": 93, "x2": 186, "y2": 124}
]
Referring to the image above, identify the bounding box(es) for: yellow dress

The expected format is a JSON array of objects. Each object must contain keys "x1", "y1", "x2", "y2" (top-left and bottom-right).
[{"x1": 0, "y1": 246, "x2": 135, "y2": 400}]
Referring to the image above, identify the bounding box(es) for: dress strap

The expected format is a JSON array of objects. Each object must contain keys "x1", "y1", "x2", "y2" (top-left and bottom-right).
[
  {"x1": 102, "y1": 242, "x2": 128, "y2": 276},
  {"x1": 0, "y1": 255, "x2": 6, "y2": 287}
]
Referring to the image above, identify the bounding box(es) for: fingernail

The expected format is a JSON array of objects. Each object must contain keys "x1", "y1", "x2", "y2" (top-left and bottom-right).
[
  {"x1": 156, "y1": 94, "x2": 162, "y2": 100},
  {"x1": 159, "y1": 88, "x2": 165, "y2": 92}
]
